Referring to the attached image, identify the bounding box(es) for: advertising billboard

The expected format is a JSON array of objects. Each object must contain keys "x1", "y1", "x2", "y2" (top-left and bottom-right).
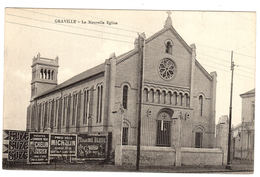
[
  {"x1": 77, "y1": 134, "x2": 107, "y2": 160},
  {"x1": 28, "y1": 133, "x2": 50, "y2": 164},
  {"x1": 50, "y1": 134, "x2": 77, "y2": 156},
  {"x1": 7, "y1": 130, "x2": 29, "y2": 162}
]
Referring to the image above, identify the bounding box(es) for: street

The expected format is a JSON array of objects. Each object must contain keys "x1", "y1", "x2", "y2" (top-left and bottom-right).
[{"x1": 3, "y1": 159, "x2": 253, "y2": 173}]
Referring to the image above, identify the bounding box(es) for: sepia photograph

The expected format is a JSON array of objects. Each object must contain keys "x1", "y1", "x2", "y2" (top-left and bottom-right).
[{"x1": 1, "y1": 5, "x2": 256, "y2": 174}]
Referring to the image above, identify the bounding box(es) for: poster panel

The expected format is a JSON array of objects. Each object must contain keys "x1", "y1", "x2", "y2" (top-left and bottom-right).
[
  {"x1": 28, "y1": 132, "x2": 49, "y2": 164},
  {"x1": 7, "y1": 130, "x2": 29, "y2": 162},
  {"x1": 3, "y1": 130, "x2": 9, "y2": 159},
  {"x1": 77, "y1": 134, "x2": 107, "y2": 160},
  {"x1": 50, "y1": 134, "x2": 77, "y2": 156}
]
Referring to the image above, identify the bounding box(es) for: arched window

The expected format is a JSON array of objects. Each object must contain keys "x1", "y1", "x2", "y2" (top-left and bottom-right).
[
  {"x1": 195, "y1": 132, "x2": 203, "y2": 148},
  {"x1": 43, "y1": 102, "x2": 48, "y2": 130},
  {"x1": 165, "y1": 41, "x2": 173, "y2": 54},
  {"x1": 167, "y1": 92, "x2": 171, "y2": 104},
  {"x1": 143, "y1": 88, "x2": 148, "y2": 102},
  {"x1": 62, "y1": 96, "x2": 67, "y2": 127},
  {"x1": 150, "y1": 89, "x2": 154, "y2": 103},
  {"x1": 96, "y1": 87, "x2": 100, "y2": 123},
  {"x1": 38, "y1": 103, "x2": 42, "y2": 131},
  {"x1": 173, "y1": 92, "x2": 177, "y2": 105},
  {"x1": 96, "y1": 85, "x2": 103, "y2": 123},
  {"x1": 83, "y1": 90, "x2": 90, "y2": 124},
  {"x1": 72, "y1": 94, "x2": 77, "y2": 125},
  {"x1": 122, "y1": 122, "x2": 129, "y2": 145},
  {"x1": 162, "y1": 91, "x2": 166, "y2": 104},
  {"x1": 54, "y1": 99, "x2": 57, "y2": 128},
  {"x1": 57, "y1": 98, "x2": 62, "y2": 133},
  {"x1": 66, "y1": 95, "x2": 71, "y2": 131},
  {"x1": 44, "y1": 69, "x2": 47, "y2": 79},
  {"x1": 40, "y1": 69, "x2": 43, "y2": 79},
  {"x1": 51, "y1": 70, "x2": 54, "y2": 80},
  {"x1": 199, "y1": 95, "x2": 203, "y2": 116},
  {"x1": 180, "y1": 93, "x2": 183, "y2": 106},
  {"x1": 156, "y1": 111, "x2": 171, "y2": 147},
  {"x1": 155, "y1": 90, "x2": 160, "y2": 104},
  {"x1": 122, "y1": 85, "x2": 128, "y2": 109},
  {"x1": 95, "y1": 85, "x2": 103, "y2": 123},
  {"x1": 193, "y1": 126, "x2": 204, "y2": 148},
  {"x1": 47, "y1": 70, "x2": 51, "y2": 79},
  {"x1": 252, "y1": 101, "x2": 255, "y2": 120},
  {"x1": 186, "y1": 94, "x2": 190, "y2": 107},
  {"x1": 99, "y1": 85, "x2": 103, "y2": 123}
]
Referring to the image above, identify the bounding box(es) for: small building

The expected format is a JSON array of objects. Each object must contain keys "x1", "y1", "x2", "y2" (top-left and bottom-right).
[
  {"x1": 215, "y1": 115, "x2": 229, "y2": 164},
  {"x1": 216, "y1": 115, "x2": 229, "y2": 148},
  {"x1": 232, "y1": 89, "x2": 255, "y2": 161}
]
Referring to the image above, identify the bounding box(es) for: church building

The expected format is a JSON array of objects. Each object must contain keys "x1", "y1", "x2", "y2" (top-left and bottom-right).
[{"x1": 26, "y1": 13, "x2": 217, "y2": 157}]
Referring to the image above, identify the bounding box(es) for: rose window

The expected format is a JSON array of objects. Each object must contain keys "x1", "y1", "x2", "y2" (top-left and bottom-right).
[{"x1": 158, "y1": 58, "x2": 176, "y2": 80}]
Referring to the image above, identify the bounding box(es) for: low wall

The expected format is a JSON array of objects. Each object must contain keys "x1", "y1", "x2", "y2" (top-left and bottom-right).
[
  {"x1": 117, "y1": 145, "x2": 176, "y2": 167},
  {"x1": 234, "y1": 148, "x2": 254, "y2": 161},
  {"x1": 116, "y1": 145, "x2": 225, "y2": 167},
  {"x1": 181, "y1": 147, "x2": 224, "y2": 166}
]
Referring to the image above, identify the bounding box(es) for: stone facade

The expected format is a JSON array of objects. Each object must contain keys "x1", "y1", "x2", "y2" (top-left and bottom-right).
[
  {"x1": 232, "y1": 89, "x2": 255, "y2": 160},
  {"x1": 27, "y1": 14, "x2": 217, "y2": 163}
]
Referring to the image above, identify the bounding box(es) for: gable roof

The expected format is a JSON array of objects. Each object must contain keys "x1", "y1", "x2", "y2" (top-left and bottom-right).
[
  {"x1": 34, "y1": 47, "x2": 138, "y2": 100},
  {"x1": 137, "y1": 26, "x2": 213, "y2": 80},
  {"x1": 34, "y1": 25, "x2": 214, "y2": 100},
  {"x1": 145, "y1": 26, "x2": 192, "y2": 54},
  {"x1": 116, "y1": 48, "x2": 138, "y2": 64},
  {"x1": 115, "y1": 26, "x2": 194, "y2": 67},
  {"x1": 195, "y1": 60, "x2": 213, "y2": 81},
  {"x1": 35, "y1": 63, "x2": 105, "y2": 99},
  {"x1": 240, "y1": 89, "x2": 255, "y2": 97}
]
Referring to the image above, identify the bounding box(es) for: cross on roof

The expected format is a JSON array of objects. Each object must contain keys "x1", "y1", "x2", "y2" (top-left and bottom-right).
[
  {"x1": 167, "y1": 11, "x2": 172, "y2": 17},
  {"x1": 164, "y1": 11, "x2": 173, "y2": 28}
]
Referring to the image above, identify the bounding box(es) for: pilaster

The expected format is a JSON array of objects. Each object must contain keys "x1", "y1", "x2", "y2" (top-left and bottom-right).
[
  {"x1": 210, "y1": 71, "x2": 217, "y2": 147},
  {"x1": 190, "y1": 44, "x2": 196, "y2": 108}
]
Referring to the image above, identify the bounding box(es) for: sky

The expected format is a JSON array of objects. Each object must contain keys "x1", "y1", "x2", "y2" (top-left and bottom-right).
[{"x1": 3, "y1": 8, "x2": 256, "y2": 130}]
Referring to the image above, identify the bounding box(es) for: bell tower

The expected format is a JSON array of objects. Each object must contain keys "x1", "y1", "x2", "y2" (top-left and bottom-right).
[{"x1": 31, "y1": 53, "x2": 59, "y2": 100}]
